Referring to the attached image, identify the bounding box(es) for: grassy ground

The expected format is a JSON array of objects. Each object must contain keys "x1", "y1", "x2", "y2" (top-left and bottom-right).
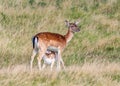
[
  {"x1": 0, "y1": 0, "x2": 120, "y2": 86},
  {"x1": 0, "y1": 62, "x2": 120, "y2": 86}
]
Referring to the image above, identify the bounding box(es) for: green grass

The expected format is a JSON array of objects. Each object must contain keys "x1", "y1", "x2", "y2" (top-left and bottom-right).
[{"x1": 0, "y1": 0, "x2": 120, "y2": 86}]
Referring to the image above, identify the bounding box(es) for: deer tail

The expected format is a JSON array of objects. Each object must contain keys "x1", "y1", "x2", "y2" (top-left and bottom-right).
[{"x1": 32, "y1": 36, "x2": 39, "y2": 49}]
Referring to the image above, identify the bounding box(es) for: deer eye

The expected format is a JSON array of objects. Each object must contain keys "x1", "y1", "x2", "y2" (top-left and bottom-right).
[{"x1": 71, "y1": 26, "x2": 74, "y2": 27}]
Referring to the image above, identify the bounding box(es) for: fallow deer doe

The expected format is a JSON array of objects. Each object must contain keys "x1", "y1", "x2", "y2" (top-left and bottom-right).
[{"x1": 30, "y1": 20, "x2": 80, "y2": 71}]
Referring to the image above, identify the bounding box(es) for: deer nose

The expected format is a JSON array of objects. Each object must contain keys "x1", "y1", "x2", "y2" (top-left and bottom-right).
[{"x1": 77, "y1": 28, "x2": 80, "y2": 32}]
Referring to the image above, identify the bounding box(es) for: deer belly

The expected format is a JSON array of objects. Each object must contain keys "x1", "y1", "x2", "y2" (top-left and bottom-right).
[
  {"x1": 43, "y1": 56, "x2": 55, "y2": 65},
  {"x1": 47, "y1": 46, "x2": 58, "y2": 52}
]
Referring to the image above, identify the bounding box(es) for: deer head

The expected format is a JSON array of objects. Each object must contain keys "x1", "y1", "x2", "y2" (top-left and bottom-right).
[{"x1": 65, "y1": 20, "x2": 80, "y2": 33}]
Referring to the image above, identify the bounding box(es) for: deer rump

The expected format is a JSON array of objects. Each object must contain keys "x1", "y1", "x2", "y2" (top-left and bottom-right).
[{"x1": 32, "y1": 35, "x2": 59, "y2": 64}]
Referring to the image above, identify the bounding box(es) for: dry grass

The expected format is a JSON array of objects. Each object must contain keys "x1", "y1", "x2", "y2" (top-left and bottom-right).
[{"x1": 0, "y1": 61, "x2": 120, "y2": 86}]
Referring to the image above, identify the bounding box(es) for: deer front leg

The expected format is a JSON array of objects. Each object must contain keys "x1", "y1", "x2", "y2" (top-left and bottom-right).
[
  {"x1": 57, "y1": 50, "x2": 61, "y2": 71},
  {"x1": 60, "y1": 58, "x2": 65, "y2": 70},
  {"x1": 42, "y1": 63, "x2": 46, "y2": 70},
  {"x1": 51, "y1": 60, "x2": 55, "y2": 71}
]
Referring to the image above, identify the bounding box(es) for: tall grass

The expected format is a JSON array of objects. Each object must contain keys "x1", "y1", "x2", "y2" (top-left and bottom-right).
[{"x1": 0, "y1": 0, "x2": 120, "y2": 85}]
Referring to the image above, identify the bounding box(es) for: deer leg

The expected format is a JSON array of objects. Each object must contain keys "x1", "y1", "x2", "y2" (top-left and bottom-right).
[
  {"x1": 57, "y1": 50, "x2": 61, "y2": 71},
  {"x1": 37, "y1": 50, "x2": 46, "y2": 70},
  {"x1": 60, "y1": 58, "x2": 65, "y2": 70},
  {"x1": 51, "y1": 60, "x2": 55, "y2": 71},
  {"x1": 30, "y1": 50, "x2": 37, "y2": 71},
  {"x1": 42, "y1": 62, "x2": 46, "y2": 70}
]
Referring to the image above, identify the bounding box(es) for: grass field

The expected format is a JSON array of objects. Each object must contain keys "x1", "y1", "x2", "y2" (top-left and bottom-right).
[{"x1": 0, "y1": 0, "x2": 120, "y2": 86}]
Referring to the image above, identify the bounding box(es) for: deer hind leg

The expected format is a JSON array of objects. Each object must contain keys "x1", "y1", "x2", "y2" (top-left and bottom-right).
[
  {"x1": 30, "y1": 50, "x2": 37, "y2": 71},
  {"x1": 37, "y1": 50, "x2": 46, "y2": 70}
]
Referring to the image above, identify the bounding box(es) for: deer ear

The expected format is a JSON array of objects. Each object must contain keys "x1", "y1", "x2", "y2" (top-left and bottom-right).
[
  {"x1": 65, "y1": 20, "x2": 69, "y2": 27},
  {"x1": 75, "y1": 20, "x2": 80, "y2": 25}
]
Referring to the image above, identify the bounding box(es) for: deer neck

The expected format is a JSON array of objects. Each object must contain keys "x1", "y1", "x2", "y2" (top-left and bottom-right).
[{"x1": 64, "y1": 29, "x2": 74, "y2": 43}]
